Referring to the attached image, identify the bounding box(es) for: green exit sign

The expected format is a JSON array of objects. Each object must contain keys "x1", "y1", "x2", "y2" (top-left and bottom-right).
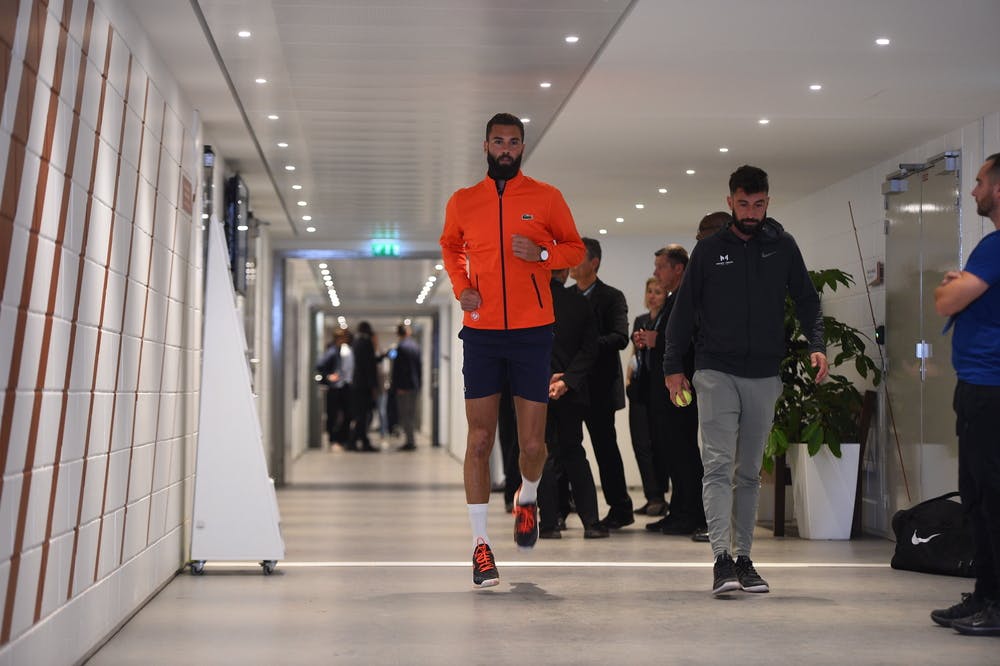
[{"x1": 370, "y1": 239, "x2": 400, "y2": 257}]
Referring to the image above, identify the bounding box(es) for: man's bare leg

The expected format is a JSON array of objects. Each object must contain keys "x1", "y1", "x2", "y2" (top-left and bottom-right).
[
  {"x1": 464, "y1": 394, "x2": 500, "y2": 503},
  {"x1": 513, "y1": 396, "x2": 548, "y2": 482}
]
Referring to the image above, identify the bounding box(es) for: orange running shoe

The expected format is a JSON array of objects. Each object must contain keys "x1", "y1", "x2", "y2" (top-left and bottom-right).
[
  {"x1": 472, "y1": 539, "x2": 499, "y2": 588},
  {"x1": 512, "y1": 487, "x2": 539, "y2": 551}
]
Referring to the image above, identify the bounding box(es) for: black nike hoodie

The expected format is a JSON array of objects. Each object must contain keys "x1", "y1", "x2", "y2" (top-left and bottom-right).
[{"x1": 662, "y1": 217, "x2": 824, "y2": 378}]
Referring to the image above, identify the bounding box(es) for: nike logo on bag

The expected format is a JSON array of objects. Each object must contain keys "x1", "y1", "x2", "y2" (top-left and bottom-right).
[
  {"x1": 911, "y1": 531, "x2": 942, "y2": 545},
  {"x1": 762, "y1": 251, "x2": 777, "y2": 258}
]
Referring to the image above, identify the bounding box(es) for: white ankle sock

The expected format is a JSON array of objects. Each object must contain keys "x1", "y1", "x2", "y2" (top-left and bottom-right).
[
  {"x1": 468, "y1": 503, "x2": 489, "y2": 548},
  {"x1": 517, "y1": 476, "x2": 539, "y2": 505}
]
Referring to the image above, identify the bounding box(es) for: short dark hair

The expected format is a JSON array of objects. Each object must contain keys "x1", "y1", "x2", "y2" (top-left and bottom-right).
[
  {"x1": 397, "y1": 324, "x2": 408, "y2": 337},
  {"x1": 358, "y1": 321, "x2": 373, "y2": 336},
  {"x1": 486, "y1": 113, "x2": 524, "y2": 141},
  {"x1": 581, "y1": 237, "x2": 602, "y2": 263},
  {"x1": 986, "y1": 152, "x2": 1000, "y2": 183},
  {"x1": 697, "y1": 211, "x2": 731, "y2": 240},
  {"x1": 654, "y1": 243, "x2": 688, "y2": 268},
  {"x1": 729, "y1": 165, "x2": 769, "y2": 195}
]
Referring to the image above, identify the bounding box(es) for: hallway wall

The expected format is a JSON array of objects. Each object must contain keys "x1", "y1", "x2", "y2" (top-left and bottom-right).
[{"x1": 0, "y1": 0, "x2": 204, "y2": 661}]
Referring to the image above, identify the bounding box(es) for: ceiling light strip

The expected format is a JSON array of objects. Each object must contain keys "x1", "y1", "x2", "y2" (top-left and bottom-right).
[{"x1": 188, "y1": 0, "x2": 300, "y2": 234}]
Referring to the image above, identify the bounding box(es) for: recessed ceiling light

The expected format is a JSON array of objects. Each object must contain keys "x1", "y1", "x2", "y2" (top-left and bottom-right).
[
  {"x1": 267, "y1": 114, "x2": 279, "y2": 120},
  {"x1": 539, "y1": 82, "x2": 552, "y2": 88},
  {"x1": 598, "y1": 229, "x2": 608, "y2": 235},
  {"x1": 238, "y1": 30, "x2": 251, "y2": 38},
  {"x1": 719, "y1": 147, "x2": 729, "y2": 153},
  {"x1": 297, "y1": 200, "x2": 307, "y2": 206},
  {"x1": 277, "y1": 142, "x2": 288, "y2": 148},
  {"x1": 319, "y1": 263, "x2": 327, "y2": 269},
  {"x1": 305, "y1": 226, "x2": 316, "y2": 233},
  {"x1": 321, "y1": 269, "x2": 330, "y2": 276},
  {"x1": 565, "y1": 35, "x2": 579, "y2": 44},
  {"x1": 521, "y1": 118, "x2": 531, "y2": 123},
  {"x1": 658, "y1": 188, "x2": 668, "y2": 194},
  {"x1": 255, "y1": 78, "x2": 267, "y2": 84},
  {"x1": 302, "y1": 215, "x2": 312, "y2": 221},
  {"x1": 875, "y1": 37, "x2": 890, "y2": 46},
  {"x1": 686, "y1": 169, "x2": 696, "y2": 175},
  {"x1": 435, "y1": 263, "x2": 443, "y2": 270},
  {"x1": 615, "y1": 217, "x2": 624, "y2": 223},
  {"x1": 292, "y1": 184, "x2": 302, "y2": 190},
  {"x1": 809, "y1": 84, "x2": 822, "y2": 91},
  {"x1": 285, "y1": 165, "x2": 295, "y2": 171},
  {"x1": 429, "y1": 275, "x2": 437, "y2": 282},
  {"x1": 758, "y1": 118, "x2": 770, "y2": 125},
  {"x1": 201, "y1": 213, "x2": 209, "y2": 219},
  {"x1": 635, "y1": 203, "x2": 644, "y2": 209}
]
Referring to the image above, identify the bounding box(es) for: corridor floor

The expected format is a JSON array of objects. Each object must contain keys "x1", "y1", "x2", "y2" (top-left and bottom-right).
[{"x1": 88, "y1": 443, "x2": 998, "y2": 664}]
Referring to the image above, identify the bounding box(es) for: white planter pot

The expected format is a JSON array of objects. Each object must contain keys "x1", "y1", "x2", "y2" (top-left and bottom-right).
[{"x1": 787, "y1": 443, "x2": 860, "y2": 540}]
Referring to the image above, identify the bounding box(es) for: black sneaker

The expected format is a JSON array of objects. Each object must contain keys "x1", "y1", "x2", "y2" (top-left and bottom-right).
[
  {"x1": 712, "y1": 552, "x2": 740, "y2": 595},
  {"x1": 734, "y1": 555, "x2": 769, "y2": 593},
  {"x1": 951, "y1": 601, "x2": 1000, "y2": 636},
  {"x1": 472, "y1": 539, "x2": 499, "y2": 588},
  {"x1": 931, "y1": 593, "x2": 986, "y2": 627},
  {"x1": 512, "y1": 488, "x2": 539, "y2": 550}
]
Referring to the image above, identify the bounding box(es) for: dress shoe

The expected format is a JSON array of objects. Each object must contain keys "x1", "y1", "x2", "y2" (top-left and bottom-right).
[
  {"x1": 539, "y1": 528, "x2": 562, "y2": 539},
  {"x1": 359, "y1": 443, "x2": 379, "y2": 452},
  {"x1": 598, "y1": 513, "x2": 634, "y2": 530},
  {"x1": 397, "y1": 443, "x2": 416, "y2": 451},
  {"x1": 555, "y1": 516, "x2": 567, "y2": 531},
  {"x1": 634, "y1": 500, "x2": 668, "y2": 516},
  {"x1": 645, "y1": 517, "x2": 669, "y2": 532},
  {"x1": 584, "y1": 523, "x2": 610, "y2": 539},
  {"x1": 691, "y1": 527, "x2": 710, "y2": 543},
  {"x1": 660, "y1": 519, "x2": 697, "y2": 535}
]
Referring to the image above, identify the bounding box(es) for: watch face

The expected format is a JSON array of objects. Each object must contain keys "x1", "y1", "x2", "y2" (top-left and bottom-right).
[{"x1": 540, "y1": 248, "x2": 549, "y2": 260}]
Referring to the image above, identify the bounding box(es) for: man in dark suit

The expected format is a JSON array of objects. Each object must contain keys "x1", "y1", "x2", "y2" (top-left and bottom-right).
[
  {"x1": 538, "y1": 269, "x2": 608, "y2": 539},
  {"x1": 569, "y1": 237, "x2": 634, "y2": 528}
]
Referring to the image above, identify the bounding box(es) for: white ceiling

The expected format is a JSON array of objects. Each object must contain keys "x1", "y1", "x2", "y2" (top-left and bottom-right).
[{"x1": 126, "y1": 0, "x2": 1000, "y2": 314}]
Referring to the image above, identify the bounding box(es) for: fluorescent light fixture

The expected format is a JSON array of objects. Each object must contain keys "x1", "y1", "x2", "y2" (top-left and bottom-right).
[
  {"x1": 302, "y1": 215, "x2": 312, "y2": 221},
  {"x1": 237, "y1": 225, "x2": 248, "y2": 231},
  {"x1": 598, "y1": 229, "x2": 608, "y2": 235},
  {"x1": 635, "y1": 203, "x2": 644, "y2": 209},
  {"x1": 435, "y1": 263, "x2": 444, "y2": 270},
  {"x1": 615, "y1": 217, "x2": 624, "y2": 223},
  {"x1": 658, "y1": 188, "x2": 668, "y2": 194},
  {"x1": 297, "y1": 200, "x2": 307, "y2": 206},
  {"x1": 292, "y1": 184, "x2": 302, "y2": 190},
  {"x1": 285, "y1": 165, "x2": 295, "y2": 171},
  {"x1": 305, "y1": 226, "x2": 316, "y2": 233},
  {"x1": 319, "y1": 263, "x2": 327, "y2": 269},
  {"x1": 521, "y1": 118, "x2": 531, "y2": 123}
]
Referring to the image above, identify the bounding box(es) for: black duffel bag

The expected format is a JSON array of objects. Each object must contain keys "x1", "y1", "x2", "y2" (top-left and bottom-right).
[{"x1": 890, "y1": 491, "x2": 975, "y2": 578}]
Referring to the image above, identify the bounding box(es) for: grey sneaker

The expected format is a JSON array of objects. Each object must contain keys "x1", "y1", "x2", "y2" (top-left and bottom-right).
[
  {"x1": 931, "y1": 592, "x2": 985, "y2": 627},
  {"x1": 712, "y1": 552, "x2": 740, "y2": 595},
  {"x1": 734, "y1": 555, "x2": 769, "y2": 593}
]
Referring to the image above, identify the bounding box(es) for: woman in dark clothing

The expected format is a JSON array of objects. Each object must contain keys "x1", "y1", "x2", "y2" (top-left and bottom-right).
[{"x1": 349, "y1": 321, "x2": 379, "y2": 452}]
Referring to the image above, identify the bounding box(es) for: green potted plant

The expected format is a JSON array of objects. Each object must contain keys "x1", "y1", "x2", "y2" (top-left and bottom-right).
[
  {"x1": 764, "y1": 268, "x2": 882, "y2": 471},
  {"x1": 763, "y1": 268, "x2": 882, "y2": 539}
]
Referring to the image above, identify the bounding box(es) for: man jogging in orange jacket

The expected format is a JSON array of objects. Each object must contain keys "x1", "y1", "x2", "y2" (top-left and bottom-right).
[{"x1": 440, "y1": 113, "x2": 585, "y2": 587}]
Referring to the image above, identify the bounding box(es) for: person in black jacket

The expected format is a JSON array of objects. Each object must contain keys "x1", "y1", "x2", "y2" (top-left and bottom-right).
[
  {"x1": 349, "y1": 321, "x2": 380, "y2": 452},
  {"x1": 391, "y1": 324, "x2": 422, "y2": 450},
  {"x1": 538, "y1": 269, "x2": 608, "y2": 539},
  {"x1": 569, "y1": 237, "x2": 634, "y2": 528},
  {"x1": 664, "y1": 165, "x2": 828, "y2": 596}
]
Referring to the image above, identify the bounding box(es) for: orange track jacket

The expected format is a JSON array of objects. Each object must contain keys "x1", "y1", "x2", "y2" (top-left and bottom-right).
[{"x1": 440, "y1": 172, "x2": 585, "y2": 330}]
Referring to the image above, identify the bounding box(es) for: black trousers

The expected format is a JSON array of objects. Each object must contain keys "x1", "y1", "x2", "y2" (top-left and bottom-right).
[
  {"x1": 648, "y1": 385, "x2": 704, "y2": 526},
  {"x1": 628, "y1": 397, "x2": 667, "y2": 502},
  {"x1": 955, "y1": 381, "x2": 1000, "y2": 601},
  {"x1": 584, "y1": 405, "x2": 633, "y2": 516},
  {"x1": 539, "y1": 398, "x2": 600, "y2": 529}
]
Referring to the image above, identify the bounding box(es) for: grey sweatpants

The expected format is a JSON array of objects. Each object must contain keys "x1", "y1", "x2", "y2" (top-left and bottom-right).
[{"x1": 693, "y1": 369, "x2": 783, "y2": 559}]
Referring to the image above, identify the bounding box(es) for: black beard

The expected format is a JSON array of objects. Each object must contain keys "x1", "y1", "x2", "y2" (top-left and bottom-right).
[
  {"x1": 977, "y1": 199, "x2": 993, "y2": 218},
  {"x1": 487, "y1": 153, "x2": 522, "y2": 181},
  {"x1": 732, "y1": 216, "x2": 763, "y2": 236}
]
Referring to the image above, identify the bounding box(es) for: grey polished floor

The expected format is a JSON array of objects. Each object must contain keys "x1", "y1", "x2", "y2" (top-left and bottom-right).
[{"x1": 88, "y1": 441, "x2": 998, "y2": 665}]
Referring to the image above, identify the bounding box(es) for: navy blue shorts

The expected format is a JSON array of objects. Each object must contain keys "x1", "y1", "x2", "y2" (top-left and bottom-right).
[{"x1": 459, "y1": 325, "x2": 554, "y2": 403}]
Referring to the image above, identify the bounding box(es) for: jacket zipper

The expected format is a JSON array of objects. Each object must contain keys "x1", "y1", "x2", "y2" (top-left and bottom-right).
[
  {"x1": 497, "y1": 188, "x2": 509, "y2": 329},
  {"x1": 529, "y1": 274, "x2": 543, "y2": 308}
]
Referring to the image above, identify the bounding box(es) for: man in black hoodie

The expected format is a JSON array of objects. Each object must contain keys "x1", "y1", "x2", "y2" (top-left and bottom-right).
[{"x1": 663, "y1": 165, "x2": 828, "y2": 596}]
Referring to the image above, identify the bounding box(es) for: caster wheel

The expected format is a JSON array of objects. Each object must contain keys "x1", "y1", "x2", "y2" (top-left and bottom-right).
[
  {"x1": 190, "y1": 560, "x2": 206, "y2": 575},
  {"x1": 261, "y1": 560, "x2": 276, "y2": 575}
]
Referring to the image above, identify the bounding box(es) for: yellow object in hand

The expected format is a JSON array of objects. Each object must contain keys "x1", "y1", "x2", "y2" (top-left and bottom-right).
[{"x1": 675, "y1": 389, "x2": 692, "y2": 407}]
